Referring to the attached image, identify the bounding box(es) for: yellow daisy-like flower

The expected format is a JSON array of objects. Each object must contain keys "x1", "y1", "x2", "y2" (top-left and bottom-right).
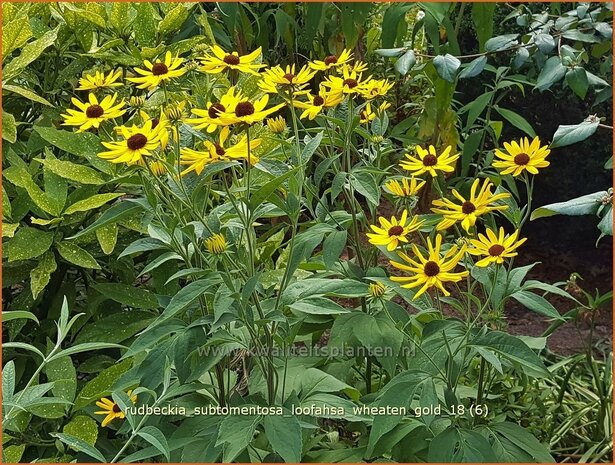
[
  {"x1": 76, "y1": 69, "x2": 123, "y2": 91},
  {"x1": 359, "y1": 78, "x2": 395, "y2": 100},
  {"x1": 322, "y1": 66, "x2": 372, "y2": 96},
  {"x1": 99, "y1": 120, "x2": 162, "y2": 165},
  {"x1": 267, "y1": 116, "x2": 287, "y2": 134},
  {"x1": 468, "y1": 227, "x2": 527, "y2": 267},
  {"x1": 366, "y1": 209, "x2": 424, "y2": 251},
  {"x1": 390, "y1": 234, "x2": 469, "y2": 299},
  {"x1": 129, "y1": 95, "x2": 146, "y2": 109},
  {"x1": 180, "y1": 127, "x2": 261, "y2": 176},
  {"x1": 368, "y1": 281, "x2": 387, "y2": 298},
  {"x1": 493, "y1": 137, "x2": 551, "y2": 177},
  {"x1": 431, "y1": 178, "x2": 511, "y2": 232},
  {"x1": 399, "y1": 145, "x2": 459, "y2": 178},
  {"x1": 360, "y1": 101, "x2": 391, "y2": 124},
  {"x1": 206, "y1": 233, "x2": 227, "y2": 254},
  {"x1": 61, "y1": 93, "x2": 126, "y2": 132},
  {"x1": 148, "y1": 160, "x2": 168, "y2": 176},
  {"x1": 309, "y1": 49, "x2": 353, "y2": 71},
  {"x1": 384, "y1": 177, "x2": 426, "y2": 197},
  {"x1": 198, "y1": 45, "x2": 265, "y2": 75},
  {"x1": 127, "y1": 51, "x2": 186, "y2": 90},
  {"x1": 186, "y1": 87, "x2": 240, "y2": 134},
  {"x1": 345, "y1": 60, "x2": 369, "y2": 74},
  {"x1": 258, "y1": 64, "x2": 317, "y2": 94},
  {"x1": 217, "y1": 91, "x2": 284, "y2": 126},
  {"x1": 94, "y1": 390, "x2": 137, "y2": 427},
  {"x1": 293, "y1": 87, "x2": 343, "y2": 120}
]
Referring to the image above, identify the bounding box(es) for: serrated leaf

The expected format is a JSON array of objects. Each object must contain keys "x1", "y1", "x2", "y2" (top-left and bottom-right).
[
  {"x1": 56, "y1": 241, "x2": 101, "y2": 269},
  {"x1": 263, "y1": 414, "x2": 302, "y2": 463},
  {"x1": 30, "y1": 250, "x2": 57, "y2": 299},
  {"x1": 8, "y1": 226, "x2": 53, "y2": 262},
  {"x1": 64, "y1": 193, "x2": 124, "y2": 215}
]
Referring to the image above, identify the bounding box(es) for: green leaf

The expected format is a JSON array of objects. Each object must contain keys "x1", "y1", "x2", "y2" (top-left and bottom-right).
[
  {"x1": 8, "y1": 226, "x2": 53, "y2": 262},
  {"x1": 69, "y1": 201, "x2": 142, "y2": 239},
  {"x1": 134, "y1": 3, "x2": 158, "y2": 47},
  {"x1": 36, "y1": 157, "x2": 105, "y2": 184},
  {"x1": 2, "y1": 111, "x2": 17, "y2": 143},
  {"x1": 510, "y1": 291, "x2": 562, "y2": 321},
  {"x1": 2, "y1": 444, "x2": 26, "y2": 463},
  {"x1": 381, "y1": 3, "x2": 412, "y2": 48},
  {"x1": 374, "y1": 47, "x2": 406, "y2": 57},
  {"x1": 3, "y1": 166, "x2": 60, "y2": 215},
  {"x1": 531, "y1": 191, "x2": 606, "y2": 220},
  {"x1": 300, "y1": 131, "x2": 324, "y2": 164},
  {"x1": 485, "y1": 34, "x2": 518, "y2": 52},
  {"x1": 158, "y1": 4, "x2": 190, "y2": 36},
  {"x1": 535, "y1": 56, "x2": 566, "y2": 91},
  {"x1": 322, "y1": 230, "x2": 347, "y2": 270},
  {"x1": 459, "y1": 56, "x2": 487, "y2": 79},
  {"x1": 3, "y1": 361, "x2": 16, "y2": 404},
  {"x1": 2, "y1": 222, "x2": 18, "y2": 238},
  {"x1": 395, "y1": 49, "x2": 416, "y2": 75},
  {"x1": 480, "y1": 422, "x2": 555, "y2": 462},
  {"x1": 471, "y1": 3, "x2": 496, "y2": 52},
  {"x1": 349, "y1": 171, "x2": 380, "y2": 206},
  {"x1": 50, "y1": 342, "x2": 125, "y2": 362},
  {"x1": 45, "y1": 352, "x2": 77, "y2": 403},
  {"x1": 598, "y1": 204, "x2": 613, "y2": 236},
  {"x1": 263, "y1": 414, "x2": 303, "y2": 463},
  {"x1": 137, "y1": 426, "x2": 170, "y2": 461},
  {"x1": 216, "y1": 415, "x2": 260, "y2": 462},
  {"x1": 300, "y1": 368, "x2": 360, "y2": 401},
  {"x1": 494, "y1": 107, "x2": 536, "y2": 137},
  {"x1": 249, "y1": 167, "x2": 299, "y2": 211},
  {"x1": 30, "y1": 250, "x2": 57, "y2": 299},
  {"x1": 96, "y1": 223, "x2": 118, "y2": 255},
  {"x1": 52, "y1": 433, "x2": 107, "y2": 462},
  {"x1": 56, "y1": 242, "x2": 101, "y2": 269},
  {"x1": 534, "y1": 33, "x2": 556, "y2": 54},
  {"x1": 63, "y1": 415, "x2": 98, "y2": 447},
  {"x1": 429, "y1": 427, "x2": 498, "y2": 462},
  {"x1": 2, "y1": 311, "x2": 39, "y2": 324},
  {"x1": 74, "y1": 310, "x2": 154, "y2": 345},
  {"x1": 92, "y1": 283, "x2": 159, "y2": 310},
  {"x1": 433, "y1": 54, "x2": 461, "y2": 82},
  {"x1": 565, "y1": 67, "x2": 589, "y2": 99},
  {"x1": 550, "y1": 120, "x2": 599, "y2": 148},
  {"x1": 3, "y1": 84, "x2": 52, "y2": 106},
  {"x1": 74, "y1": 359, "x2": 132, "y2": 410},
  {"x1": 3, "y1": 27, "x2": 59, "y2": 82},
  {"x1": 471, "y1": 331, "x2": 549, "y2": 377},
  {"x1": 64, "y1": 192, "x2": 124, "y2": 215},
  {"x1": 289, "y1": 296, "x2": 350, "y2": 315},
  {"x1": 2, "y1": 17, "x2": 33, "y2": 57}
]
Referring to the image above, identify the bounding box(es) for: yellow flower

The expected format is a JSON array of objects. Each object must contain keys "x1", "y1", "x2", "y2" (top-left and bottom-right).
[
  {"x1": 61, "y1": 93, "x2": 126, "y2": 132},
  {"x1": 94, "y1": 390, "x2": 137, "y2": 427},
  {"x1": 390, "y1": 234, "x2": 469, "y2": 299},
  {"x1": 321, "y1": 66, "x2": 372, "y2": 96},
  {"x1": 258, "y1": 64, "x2": 317, "y2": 94},
  {"x1": 139, "y1": 109, "x2": 170, "y2": 149},
  {"x1": 180, "y1": 127, "x2": 261, "y2": 176},
  {"x1": 217, "y1": 90, "x2": 284, "y2": 126},
  {"x1": 148, "y1": 160, "x2": 168, "y2": 176},
  {"x1": 293, "y1": 88, "x2": 343, "y2": 120},
  {"x1": 399, "y1": 145, "x2": 459, "y2": 177},
  {"x1": 199, "y1": 45, "x2": 265, "y2": 75},
  {"x1": 127, "y1": 51, "x2": 186, "y2": 90},
  {"x1": 129, "y1": 95, "x2": 146, "y2": 109},
  {"x1": 267, "y1": 116, "x2": 287, "y2": 134},
  {"x1": 366, "y1": 209, "x2": 423, "y2": 251},
  {"x1": 468, "y1": 227, "x2": 527, "y2": 267},
  {"x1": 431, "y1": 178, "x2": 511, "y2": 232},
  {"x1": 384, "y1": 177, "x2": 426, "y2": 197},
  {"x1": 206, "y1": 233, "x2": 227, "y2": 254},
  {"x1": 360, "y1": 102, "x2": 391, "y2": 124},
  {"x1": 76, "y1": 69, "x2": 123, "y2": 90},
  {"x1": 99, "y1": 120, "x2": 162, "y2": 165},
  {"x1": 493, "y1": 137, "x2": 551, "y2": 177},
  {"x1": 345, "y1": 60, "x2": 369, "y2": 74},
  {"x1": 187, "y1": 87, "x2": 240, "y2": 133},
  {"x1": 358, "y1": 78, "x2": 395, "y2": 100},
  {"x1": 368, "y1": 281, "x2": 387, "y2": 297},
  {"x1": 309, "y1": 49, "x2": 353, "y2": 71}
]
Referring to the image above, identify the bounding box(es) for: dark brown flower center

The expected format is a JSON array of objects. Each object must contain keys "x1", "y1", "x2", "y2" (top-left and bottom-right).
[
  {"x1": 422, "y1": 154, "x2": 438, "y2": 166},
  {"x1": 461, "y1": 201, "x2": 476, "y2": 214},
  {"x1": 127, "y1": 133, "x2": 148, "y2": 150},
  {"x1": 86, "y1": 104, "x2": 104, "y2": 118},
  {"x1": 235, "y1": 101, "x2": 255, "y2": 117},
  {"x1": 343, "y1": 78, "x2": 358, "y2": 88},
  {"x1": 424, "y1": 261, "x2": 440, "y2": 277},
  {"x1": 150, "y1": 118, "x2": 160, "y2": 129},
  {"x1": 360, "y1": 110, "x2": 368, "y2": 120},
  {"x1": 388, "y1": 225, "x2": 404, "y2": 237},
  {"x1": 488, "y1": 244, "x2": 505, "y2": 256},
  {"x1": 208, "y1": 103, "x2": 225, "y2": 119},
  {"x1": 324, "y1": 55, "x2": 338, "y2": 65},
  {"x1": 514, "y1": 153, "x2": 530, "y2": 165},
  {"x1": 151, "y1": 62, "x2": 169, "y2": 76},
  {"x1": 112, "y1": 403, "x2": 122, "y2": 413},
  {"x1": 283, "y1": 73, "x2": 295, "y2": 83},
  {"x1": 214, "y1": 144, "x2": 226, "y2": 156},
  {"x1": 223, "y1": 54, "x2": 240, "y2": 65},
  {"x1": 312, "y1": 95, "x2": 325, "y2": 106}
]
